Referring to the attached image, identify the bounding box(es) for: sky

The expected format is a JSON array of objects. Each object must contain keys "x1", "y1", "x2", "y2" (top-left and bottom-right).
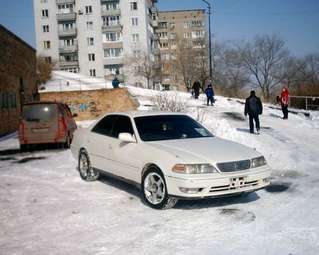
[{"x1": 0, "y1": 0, "x2": 318, "y2": 56}]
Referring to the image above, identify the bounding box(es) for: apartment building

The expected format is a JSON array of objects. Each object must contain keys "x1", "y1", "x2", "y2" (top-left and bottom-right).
[
  {"x1": 157, "y1": 9, "x2": 207, "y2": 90},
  {"x1": 33, "y1": 0, "x2": 158, "y2": 87}
]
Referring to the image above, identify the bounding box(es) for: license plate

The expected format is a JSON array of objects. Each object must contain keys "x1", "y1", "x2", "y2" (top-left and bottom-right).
[{"x1": 230, "y1": 177, "x2": 246, "y2": 188}]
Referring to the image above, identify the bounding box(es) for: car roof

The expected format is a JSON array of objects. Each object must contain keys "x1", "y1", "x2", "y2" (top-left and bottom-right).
[
  {"x1": 23, "y1": 101, "x2": 64, "y2": 106},
  {"x1": 106, "y1": 111, "x2": 188, "y2": 118}
]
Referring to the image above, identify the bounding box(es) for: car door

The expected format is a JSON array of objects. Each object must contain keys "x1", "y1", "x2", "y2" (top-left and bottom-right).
[
  {"x1": 86, "y1": 115, "x2": 117, "y2": 174},
  {"x1": 108, "y1": 115, "x2": 141, "y2": 182}
]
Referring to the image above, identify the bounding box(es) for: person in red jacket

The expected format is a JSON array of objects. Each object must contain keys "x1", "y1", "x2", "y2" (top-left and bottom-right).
[{"x1": 280, "y1": 87, "x2": 289, "y2": 119}]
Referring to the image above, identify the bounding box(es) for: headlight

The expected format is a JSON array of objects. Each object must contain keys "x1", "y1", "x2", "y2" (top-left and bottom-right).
[
  {"x1": 251, "y1": 156, "x2": 267, "y2": 168},
  {"x1": 172, "y1": 164, "x2": 218, "y2": 174}
]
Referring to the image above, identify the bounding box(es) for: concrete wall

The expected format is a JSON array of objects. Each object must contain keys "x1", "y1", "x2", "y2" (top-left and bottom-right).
[
  {"x1": 0, "y1": 25, "x2": 37, "y2": 136},
  {"x1": 39, "y1": 88, "x2": 139, "y2": 121}
]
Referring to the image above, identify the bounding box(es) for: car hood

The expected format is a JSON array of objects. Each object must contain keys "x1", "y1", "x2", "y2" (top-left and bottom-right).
[{"x1": 147, "y1": 137, "x2": 260, "y2": 164}]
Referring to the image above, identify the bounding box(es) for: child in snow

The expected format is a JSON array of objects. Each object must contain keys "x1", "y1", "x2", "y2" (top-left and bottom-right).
[{"x1": 205, "y1": 84, "x2": 215, "y2": 106}]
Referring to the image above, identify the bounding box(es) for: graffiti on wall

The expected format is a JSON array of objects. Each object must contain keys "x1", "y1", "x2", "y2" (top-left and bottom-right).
[{"x1": 65, "y1": 100, "x2": 102, "y2": 117}]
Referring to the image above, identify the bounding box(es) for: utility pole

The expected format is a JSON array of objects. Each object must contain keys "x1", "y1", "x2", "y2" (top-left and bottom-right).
[{"x1": 201, "y1": 0, "x2": 212, "y2": 81}]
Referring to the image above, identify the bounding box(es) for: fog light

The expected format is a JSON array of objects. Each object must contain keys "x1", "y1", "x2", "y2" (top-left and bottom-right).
[
  {"x1": 179, "y1": 187, "x2": 202, "y2": 194},
  {"x1": 263, "y1": 178, "x2": 271, "y2": 183}
]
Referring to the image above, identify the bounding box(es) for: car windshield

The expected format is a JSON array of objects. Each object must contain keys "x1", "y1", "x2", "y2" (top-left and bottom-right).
[
  {"x1": 22, "y1": 104, "x2": 56, "y2": 122},
  {"x1": 134, "y1": 115, "x2": 213, "y2": 141}
]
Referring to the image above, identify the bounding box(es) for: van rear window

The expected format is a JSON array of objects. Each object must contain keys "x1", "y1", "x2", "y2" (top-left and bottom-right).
[{"x1": 23, "y1": 104, "x2": 57, "y2": 122}]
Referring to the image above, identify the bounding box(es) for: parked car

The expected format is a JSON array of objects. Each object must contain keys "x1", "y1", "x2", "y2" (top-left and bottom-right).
[
  {"x1": 71, "y1": 112, "x2": 271, "y2": 209},
  {"x1": 19, "y1": 102, "x2": 77, "y2": 150}
]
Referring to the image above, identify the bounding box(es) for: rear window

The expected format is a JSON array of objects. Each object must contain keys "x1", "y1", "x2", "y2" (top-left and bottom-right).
[{"x1": 22, "y1": 104, "x2": 57, "y2": 122}]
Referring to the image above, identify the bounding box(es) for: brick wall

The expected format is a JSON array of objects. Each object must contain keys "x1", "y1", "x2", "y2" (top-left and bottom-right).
[
  {"x1": 40, "y1": 88, "x2": 139, "y2": 121},
  {"x1": 0, "y1": 25, "x2": 37, "y2": 136}
]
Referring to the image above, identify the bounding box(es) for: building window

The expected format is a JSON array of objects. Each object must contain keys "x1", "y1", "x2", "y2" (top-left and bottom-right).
[
  {"x1": 103, "y1": 32, "x2": 121, "y2": 42},
  {"x1": 183, "y1": 32, "x2": 191, "y2": 39},
  {"x1": 42, "y1": 25, "x2": 49, "y2": 32},
  {"x1": 192, "y1": 30, "x2": 205, "y2": 38},
  {"x1": 44, "y1": 57, "x2": 52, "y2": 63},
  {"x1": 43, "y1": 41, "x2": 51, "y2": 49},
  {"x1": 85, "y1": 6, "x2": 92, "y2": 14},
  {"x1": 42, "y1": 9, "x2": 49, "y2": 18},
  {"x1": 87, "y1": 37, "x2": 94, "y2": 46},
  {"x1": 133, "y1": 50, "x2": 140, "y2": 58},
  {"x1": 158, "y1": 22, "x2": 167, "y2": 29},
  {"x1": 157, "y1": 32, "x2": 168, "y2": 39},
  {"x1": 86, "y1": 21, "x2": 93, "y2": 30},
  {"x1": 131, "y1": 17, "x2": 138, "y2": 26},
  {"x1": 159, "y1": 42, "x2": 168, "y2": 49},
  {"x1": 132, "y1": 34, "x2": 139, "y2": 42},
  {"x1": 184, "y1": 21, "x2": 192, "y2": 28},
  {"x1": 104, "y1": 48, "x2": 123, "y2": 58},
  {"x1": 102, "y1": 16, "x2": 120, "y2": 26},
  {"x1": 88, "y1": 54, "x2": 95, "y2": 61},
  {"x1": 102, "y1": 2, "x2": 119, "y2": 11},
  {"x1": 59, "y1": 38, "x2": 75, "y2": 47},
  {"x1": 59, "y1": 22, "x2": 74, "y2": 31},
  {"x1": 57, "y1": 4, "x2": 74, "y2": 14},
  {"x1": 130, "y1": 2, "x2": 137, "y2": 10},
  {"x1": 89, "y1": 69, "x2": 96, "y2": 77}
]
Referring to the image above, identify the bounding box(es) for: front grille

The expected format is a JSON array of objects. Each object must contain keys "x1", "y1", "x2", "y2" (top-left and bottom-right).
[{"x1": 217, "y1": 159, "x2": 251, "y2": 172}]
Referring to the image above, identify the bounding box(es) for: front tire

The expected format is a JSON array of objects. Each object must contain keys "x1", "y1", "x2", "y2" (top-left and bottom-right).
[
  {"x1": 142, "y1": 167, "x2": 178, "y2": 209},
  {"x1": 78, "y1": 149, "x2": 99, "y2": 181}
]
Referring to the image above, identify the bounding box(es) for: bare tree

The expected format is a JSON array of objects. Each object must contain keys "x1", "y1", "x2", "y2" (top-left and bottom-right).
[
  {"x1": 36, "y1": 56, "x2": 55, "y2": 85},
  {"x1": 127, "y1": 52, "x2": 158, "y2": 89},
  {"x1": 239, "y1": 34, "x2": 289, "y2": 100},
  {"x1": 175, "y1": 37, "x2": 209, "y2": 91}
]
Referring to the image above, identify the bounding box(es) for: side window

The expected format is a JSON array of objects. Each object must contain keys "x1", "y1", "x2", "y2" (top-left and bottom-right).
[
  {"x1": 111, "y1": 116, "x2": 134, "y2": 138},
  {"x1": 91, "y1": 115, "x2": 117, "y2": 136}
]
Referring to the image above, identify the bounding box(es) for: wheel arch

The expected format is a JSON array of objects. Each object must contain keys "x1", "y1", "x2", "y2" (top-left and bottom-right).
[{"x1": 141, "y1": 163, "x2": 164, "y2": 182}]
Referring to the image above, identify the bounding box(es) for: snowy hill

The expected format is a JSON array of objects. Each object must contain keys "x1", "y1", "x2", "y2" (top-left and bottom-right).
[{"x1": 1, "y1": 86, "x2": 319, "y2": 254}]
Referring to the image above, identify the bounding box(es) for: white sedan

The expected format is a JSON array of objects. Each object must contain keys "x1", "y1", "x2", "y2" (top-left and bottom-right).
[{"x1": 71, "y1": 112, "x2": 271, "y2": 209}]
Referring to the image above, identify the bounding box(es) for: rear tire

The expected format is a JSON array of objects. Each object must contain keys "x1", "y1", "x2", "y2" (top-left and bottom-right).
[
  {"x1": 63, "y1": 135, "x2": 71, "y2": 149},
  {"x1": 142, "y1": 167, "x2": 178, "y2": 209},
  {"x1": 78, "y1": 149, "x2": 99, "y2": 181}
]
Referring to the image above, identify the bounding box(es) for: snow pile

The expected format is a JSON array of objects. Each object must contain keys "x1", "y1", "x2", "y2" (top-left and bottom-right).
[{"x1": 40, "y1": 71, "x2": 113, "y2": 92}]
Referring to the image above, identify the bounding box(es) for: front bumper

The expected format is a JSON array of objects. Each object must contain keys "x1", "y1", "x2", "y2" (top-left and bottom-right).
[{"x1": 165, "y1": 166, "x2": 271, "y2": 198}]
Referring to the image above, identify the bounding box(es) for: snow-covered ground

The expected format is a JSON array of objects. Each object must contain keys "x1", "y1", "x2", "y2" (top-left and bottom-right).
[
  {"x1": 40, "y1": 71, "x2": 114, "y2": 92},
  {"x1": 1, "y1": 85, "x2": 319, "y2": 255}
]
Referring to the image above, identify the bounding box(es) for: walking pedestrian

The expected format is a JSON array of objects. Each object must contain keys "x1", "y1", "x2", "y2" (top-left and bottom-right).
[
  {"x1": 112, "y1": 76, "x2": 120, "y2": 88},
  {"x1": 244, "y1": 90, "x2": 263, "y2": 134},
  {"x1": 205, "y1": 84, "x2": 215, "y2": 106},
  {"x1": 192, "y1": 80, "x2": 201, "y2": 99},
  {"x1": 280, "y1": 87, "x2": 289, "y2": 119}
]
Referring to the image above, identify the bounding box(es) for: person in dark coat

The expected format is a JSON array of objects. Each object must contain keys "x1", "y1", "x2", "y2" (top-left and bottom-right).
[
  {"x1": 192, "y1": 81, "x2": 201, "y2": 99},
  {"x1": 112, "y1": 77, "x2": 120, "y2": 88},
  {"x1": 244, "y1": 90, "x2": 263, "y2": 134},
  {"x1": 205, "y1": 84, "x2": 215, "y2": 106}
]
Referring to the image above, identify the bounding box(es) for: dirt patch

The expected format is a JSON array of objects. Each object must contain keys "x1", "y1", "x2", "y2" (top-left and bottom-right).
[
  {"x1": 223, "y1": 112, "x2": 245, "y2": 121},
  {"x1": 14, "y1": 156, "x2": 47, "y2": 164},
  {"x1": 219, "y1": 208, "x2": 256, "y2": 223}
]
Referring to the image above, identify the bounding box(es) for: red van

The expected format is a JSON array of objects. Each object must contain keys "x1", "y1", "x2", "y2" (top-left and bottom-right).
[{"x1": 19, "y1": 102, "x2": 77, "y2": 150}]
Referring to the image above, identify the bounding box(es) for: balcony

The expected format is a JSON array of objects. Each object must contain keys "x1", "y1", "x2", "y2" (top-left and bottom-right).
[
  {"x1": 56, "y1": 0, "x2": 75, "y2": 4},
  {"x1": 103, "y1": 57, "x2": 124, "y2": 65},
  {"x1": 150, "y1": 19, "x2": 158, "y2": 27},
  {"x1": 58, "y1": 28, "x2": 77, "y2": 37},
  {"x1": 101, "y1": 9, "x2": 121, "y2": 16},
  {"x1": 59, "y1": 60, "x2": 79, "y2": 67},
  {"x1": 56, "y1": 12, "x2": 76, "y2": 22},
  {"x1": 103, "y1": 41, "x2": 123, "y2": 48},
  {"x1": 102, "y1": 24, "x2": 122, "y2": 32},
  {"x1": 59, "y1": 44, "x2": 78, "y2": 54}
]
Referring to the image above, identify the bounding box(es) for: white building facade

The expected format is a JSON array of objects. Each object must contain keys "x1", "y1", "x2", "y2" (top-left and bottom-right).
[{"x1": 33, "y1": 0, "x2": 158, "y2": 86}]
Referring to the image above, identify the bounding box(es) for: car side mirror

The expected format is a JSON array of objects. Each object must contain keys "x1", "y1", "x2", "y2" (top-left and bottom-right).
[{"x1": 118, "y1": 133, "x2": 136, "y2": 143}]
